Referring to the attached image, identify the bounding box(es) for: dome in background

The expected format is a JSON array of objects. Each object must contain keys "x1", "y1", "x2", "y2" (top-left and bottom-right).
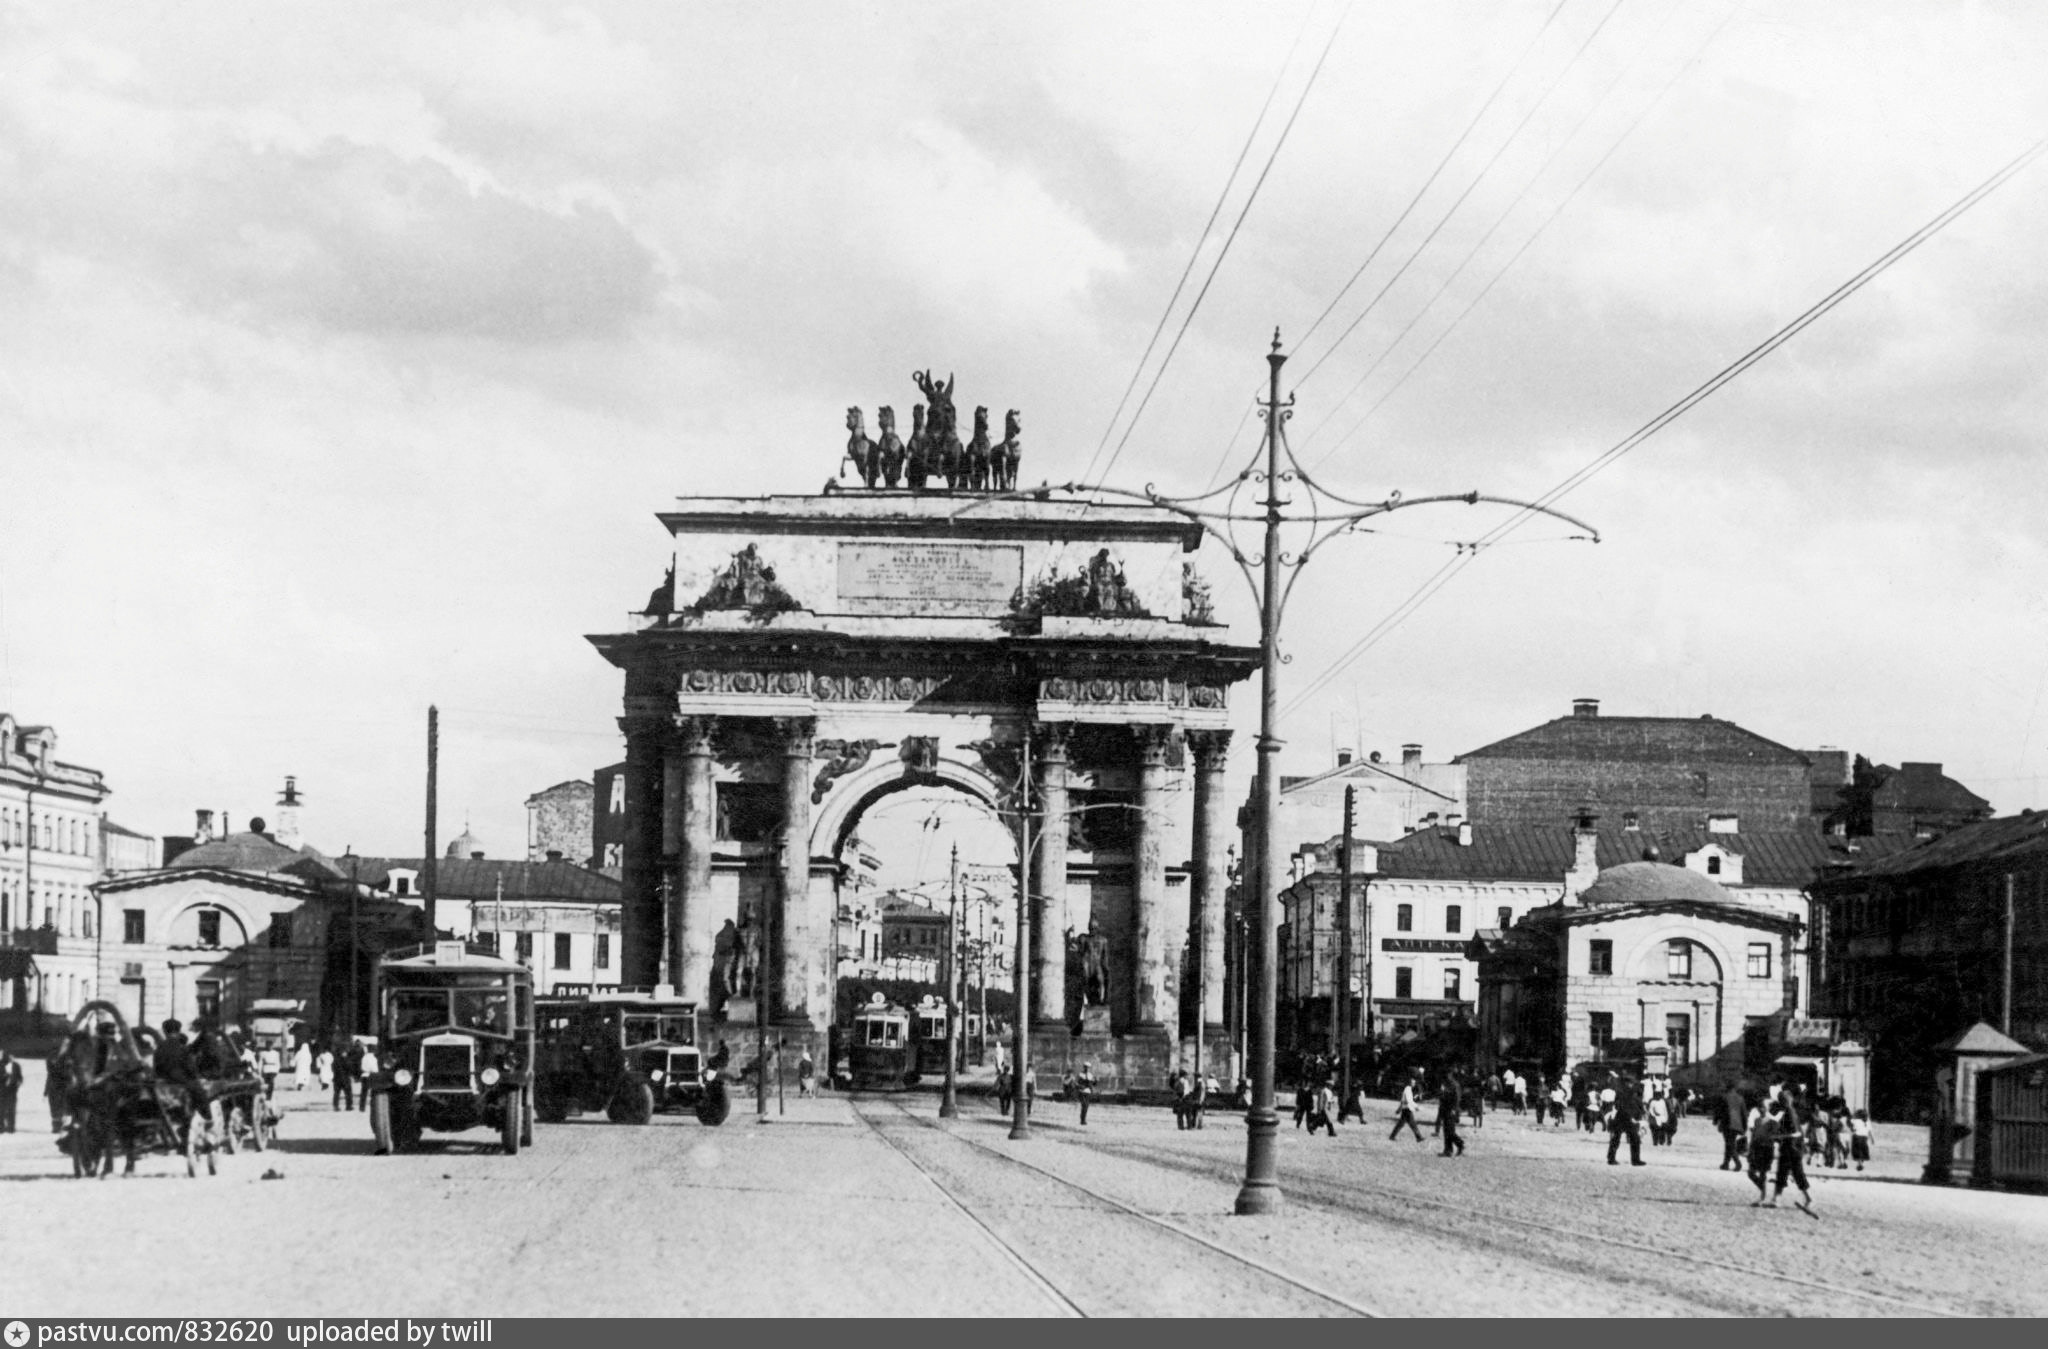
[{"x1": 445, "y1": 828, "x2": 484, "y2": 860}]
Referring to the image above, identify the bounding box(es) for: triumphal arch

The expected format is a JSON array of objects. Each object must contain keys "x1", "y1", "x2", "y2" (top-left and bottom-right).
[{"x1": 589, "y1": 478, "x2": 1256, "y2": 1087}]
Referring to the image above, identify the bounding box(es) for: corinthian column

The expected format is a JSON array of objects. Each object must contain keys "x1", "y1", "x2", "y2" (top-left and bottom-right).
[
  {"x1": 1188, "y1": 729, "x2": 1233, "y2": 1031},
  {"x1": 618, "y1": 718, "x2": 667, "y2": 988},
  {"x1": 775, "y1": 716, "x2": 817, "y2": 1028},
  {"x1": 673, "y1": 715, "x2": 718, "y2": 1003},
  {"x1": 1030, "y1": 723, "x2": 1072, "y2": 1028},
  {"x1": 1132, "y1": 724, "x2": 1173, "y2": 1031}
]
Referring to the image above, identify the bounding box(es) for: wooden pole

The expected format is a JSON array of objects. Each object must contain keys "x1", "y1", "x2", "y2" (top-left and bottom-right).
[{"x1": 422, "y1": 705, "x2": 439, "y2": 942}]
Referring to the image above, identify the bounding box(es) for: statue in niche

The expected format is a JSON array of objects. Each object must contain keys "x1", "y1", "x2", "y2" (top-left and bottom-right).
[
  {"x1": 843, "y1": 408, "x2": 877, "y2": 488},
  {"x1": 1079, "y1": 931, "x2": 1111, "y2": 1007},
  {"x1": 731, "y1": 908, "x2": 763, "y2": 1000},
  {"x1": 711, "y1": 918, "x2": 739, "y2": 1001},
  {"x1": 993, "y1": 410, "x2": 1021, "y2": 492},
  {"x1": 875, "y1": 406, "x2": 905, "y2": 488},
  {"x1": 905, "y1": 404, "x2": 931, "y2": 491},
  {"x1": 964, "y1": 406, "x2": 992, "y2": 491}
]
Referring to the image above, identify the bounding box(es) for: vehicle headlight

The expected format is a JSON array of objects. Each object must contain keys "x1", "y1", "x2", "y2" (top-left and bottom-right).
[
  {"x1": 480, "y1": 1066, "x2": 502, "y2": 1086},
  {"x1": 649, "y1": 1069, "x2": 664, "y2": 1083},
  {"x1": 393, "y1": 1068, "x2": 414, "y2": 1087}
]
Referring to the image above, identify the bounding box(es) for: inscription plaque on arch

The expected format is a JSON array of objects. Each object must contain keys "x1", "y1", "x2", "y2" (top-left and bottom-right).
[{"x1": 836, "y1": 541, "x2": 1022, "y2": 614}]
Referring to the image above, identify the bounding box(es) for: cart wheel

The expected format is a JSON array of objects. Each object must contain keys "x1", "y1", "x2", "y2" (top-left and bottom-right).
[
  {"x1": 500, "y1": 1088, "x2": 523, "y2": 1155},
  {"x1": 616, "y1": 1080, "x2": 655, "y2": 1126},
  {"x1": 696, "y1": 1079, "x2": 732, "y2": 1127},
  {"x1": 369, "y1": 1091, "x2": 394, "y2": 1155}
]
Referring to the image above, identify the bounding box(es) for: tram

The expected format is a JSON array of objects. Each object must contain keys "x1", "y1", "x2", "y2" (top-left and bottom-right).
[
  {"x1": 911, "y1": 996, "x2": 953, "y2": 1080},
  {"x1": 845, "y1": 997, "x2": 914, "y2": 1091}
]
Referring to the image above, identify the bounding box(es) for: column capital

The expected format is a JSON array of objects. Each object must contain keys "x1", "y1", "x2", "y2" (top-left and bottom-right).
[
  {"x1": 1133, "y1": 723, "x2": 1175, "y2": 769},
  {"x1": 1187, "y1": 728, "x2": 1234, "y2": 773},
  {"x1": 773, "y1": 716, "x2": 817, "y2": 759},
  {"x1": 1034, "y1": 721, "x2": 1074, "y2": 765},
  {"x1": 674, "y1": 714, "x2": 717, "y2": 756}
]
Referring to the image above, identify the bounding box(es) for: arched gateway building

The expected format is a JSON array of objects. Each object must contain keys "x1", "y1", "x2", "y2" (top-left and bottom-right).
[{"x1": 588, "y1": 492, "x2": 1257, "y2": 1088}]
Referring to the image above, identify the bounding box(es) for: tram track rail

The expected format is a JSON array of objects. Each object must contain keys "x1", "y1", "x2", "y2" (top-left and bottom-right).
[
  {"x1": 850, "y1": 1097, "x2": 1383, "y2": 1317},
  {"x1": 1077, "y1": 1132, "x2": 1975, "y2": 1319}
]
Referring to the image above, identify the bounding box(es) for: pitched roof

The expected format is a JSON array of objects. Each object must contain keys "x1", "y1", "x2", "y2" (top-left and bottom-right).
[
  {"x1": 1845, "y1": 811, "x2": 2048, "y2": 879},
  {"x1": 352, "y1": 856, "x2": 619, "y2": 904},
  {"x1": 1932, "y1": 1022, "x2": 2030, "y2": 1055},
  {"x1": 1870, "y1": 762, "x2": 1991, "y2": 815},
  {"x1": 1280, "y1": 757, "x2": 1459, "y2": 803},
  {"x1": 168, "y1": 831, "x2": 343, "y2": 880},
  {"x1": 1314, "y1": 823, "x2": 1913, "y2": 889},
  {"x1": 1456, "y1": 713, "x2": 1809, "y2": 767}
]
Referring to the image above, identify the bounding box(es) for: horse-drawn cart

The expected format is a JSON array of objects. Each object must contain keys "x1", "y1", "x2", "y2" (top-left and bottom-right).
[{"x1": 53, "y1": 1000, "x2": 252, "y2": 1178}]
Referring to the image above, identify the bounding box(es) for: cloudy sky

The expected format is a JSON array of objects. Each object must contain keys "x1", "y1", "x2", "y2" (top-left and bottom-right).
[{"x1": 4, "y1": 0, "x2": 2045, "y2": 861}]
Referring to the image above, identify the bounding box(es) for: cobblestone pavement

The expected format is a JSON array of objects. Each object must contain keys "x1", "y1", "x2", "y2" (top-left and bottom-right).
[{"x1": 5, "y1": 1070, "x2": 2044, "y2": 1317}]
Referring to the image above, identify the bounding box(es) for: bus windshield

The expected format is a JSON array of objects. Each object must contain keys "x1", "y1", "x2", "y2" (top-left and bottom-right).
[
  {"x1": 622, "y1": 1013, "x2": 697, "y2": 1046},
  {"x1": 389, "y1": 991, "x2": 447, "y2": 1036},
  {"x1": 453, "y1": 990, "x2": 512, "y2": 1035}
]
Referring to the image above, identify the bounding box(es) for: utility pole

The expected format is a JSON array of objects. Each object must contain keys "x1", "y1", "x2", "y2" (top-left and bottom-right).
[
  {"x1": 941, "y1": 844, "x2": 960, "y2": 1118},
  {"x1": 1334, "y1": 784, "x2": 1354, "y2": 1112},
  {"x1": 345, "y1": 848, "x2": 361, "y2": 1037},
  {"x1": 954, "y1": 333, "x2": 1595, "y2": 1212},
  {"x1": 1010, "y1": 725, "x2": 1033, "y2": 1141},
  {"x1": 2004, "y1": 872, "x2": 2016, "y2": 1035},
  {"x1": 422, "y1": 705, "x2": 439, "y2": 942}
]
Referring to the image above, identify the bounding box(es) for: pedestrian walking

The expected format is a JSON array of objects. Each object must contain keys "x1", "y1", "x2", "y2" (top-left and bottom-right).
[
  {"x1": 797, "y1": 1047, "x2": 814, "y2": 1097},
  {"x1": 257, "y1": 1043, "x2": 281, "y2": 1098},
  {"x1": 1606, "y1": 1080, "x2": 1645, "y2": 1166},
  {"x1": 1191, "y1": 1072, "x2": 1211, "y2": 1130},
  {"x1": 1389, "y1": 1073, "x2": 1424, "y2": 1142},
  {"x1": 1437, "y1": 1075, "x2": 1466, "y2": 1156},
  {"x1": 1550, "y1": 1080, "x2": 1568, "y2": 1127},
  {"x1": 1072, "y1": 1063, "x2": 1094, "y2": 1124},
  {"x1": 1572, "y1": 1080, "x2": 1592, "y2": 1132},
  {"x1": 1598, "y1": 1082, "x2": 1618, "y2": 1132},
  {"x1": 1848, "y1": 1109, "x2": 1874, "y2": 1171},
  {"x1": 1512, "y1": 1072, "x2": 1528, "y2": 1116},
  {"x1": 0, "y1": 1048, "x2": 22, "y2": 1133},
  {"x1": 1744, "y1": 1101, "x2": 1777, "y2": 1202},
  {"x1": 994, "y1": 1061, "x2": 1014, "y2": 1115},
  {"x1": 1293, "y1": 1078, "x2": 1312, "y2": 1130},
  {"x1": 1763, "y1": 1087, "x2": 1814, "y2": 1211},
  {"x1": 1170, "y1": 1068, "x2": 1191, "y2": 1130},
  {"x1": 1647, "y1": 1092, "x2": 1670, "y2": 1146},
  {"x1": 293, "y1": 1040, "x2": 312, "y2": 1091},
  {"x1": 316, "y1": 1046, "x2": 334, "y2": 1093},
  {"x1": 1307, "y1": 1081, "x2": 1337, "y2": 1136},
  {"x1": 1718, "y1": 1083, "x2": 1748, "y2": 1170},
  {"x1": 334, "y1": 1038, "x2": 361, "y2": 1112}
]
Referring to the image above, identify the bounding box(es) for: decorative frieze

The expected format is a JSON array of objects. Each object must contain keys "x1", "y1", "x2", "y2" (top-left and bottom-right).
[
  {"x1": 811, "y1": 738, "x2": 886, "y2": 803},
  {"x1": 1037, "y1": 675, "x2": 1229, "y2": 711},
  {"x1": 814, "y1": 673, "x2": 945, "y2": 702}
]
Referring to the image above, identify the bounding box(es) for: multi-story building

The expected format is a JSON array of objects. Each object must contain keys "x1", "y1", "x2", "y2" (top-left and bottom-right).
[
  {"x1": 1807, "y1": 812, "x2": 2048, "y2": 1121},
  {"x1": 1273, "y1": 744, "x2": 1466, "y2": 851},
  {"x1": 525, "y1": 780, "x2": 595, "y2": 864},
  {"x1": 1456, "y1": 699, "x2": 1816, "y2": 834},
  {"x1": 1, "y1": 714, "x2": 112, "y2": 1023},
  {"x1": 1276, "y1": 812, "x2": 1904, "y2": 1065}
]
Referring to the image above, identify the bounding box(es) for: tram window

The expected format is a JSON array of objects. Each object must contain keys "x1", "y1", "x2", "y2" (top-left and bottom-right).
[
  {"x1": 391, "y1": 991, "x2": 447, "y2": 1035},
  {"x1": 623, "y1": 1015, "x2": 660, "y2": 1046},
  {"x1": 661, "y1": 1015, "x2": 695, "y2": 1044}
]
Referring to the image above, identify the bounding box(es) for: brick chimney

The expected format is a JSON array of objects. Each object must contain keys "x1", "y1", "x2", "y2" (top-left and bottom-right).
[
  {"x1": 194, "y1": 809, "x2": 214, "y2": 845},
  {"x1": 1573, "y1": 698, "x2": 1600, "y2": 718},
  {"x1": 274, "y1": 776, "x2": 304, "y2": 850},
  {"x1": 1563, "y1": 805, "x2": 1600, "y2": 904},
  {"x1": 1401, "y1": 743, "x2": 1422, "y2": 768}
]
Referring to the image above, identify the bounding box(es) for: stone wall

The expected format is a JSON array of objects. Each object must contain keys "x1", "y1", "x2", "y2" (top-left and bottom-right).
[{"x1": 526, "y1": 782, "x2": 594, "y2": 863}]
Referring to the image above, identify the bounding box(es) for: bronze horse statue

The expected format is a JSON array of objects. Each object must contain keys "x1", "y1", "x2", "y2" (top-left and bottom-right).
[
  {"x1": 994, "y1": 409, "x2": 1022, "y2": 491},
  {"x1": 964, "y1": 406, "x2": 993, "y2": 491},
  {"x1": 875, "y1": 405, "x2": 905, "y2": 487},
  {"x1": 843, "y1": 407, "x2": 877, "y2": 488},
  {"x1": 913, "y1": 370, "x2": 961, "y2": 488},
  {"x1": 906, "y1": 404, "x2": 931, "y2": 491}
]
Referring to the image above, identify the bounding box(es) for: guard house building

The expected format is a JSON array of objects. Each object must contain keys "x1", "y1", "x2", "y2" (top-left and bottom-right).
[
  {"x1": 588, "y1": 489, "x2": 1257, "y2": 1089},
  {"x1": 1465, "y1": 820, "x2": 1806, "y2": 1085}
]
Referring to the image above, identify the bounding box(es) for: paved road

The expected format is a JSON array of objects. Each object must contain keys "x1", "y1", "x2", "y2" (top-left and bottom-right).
[{"x1": 5, "y1": 1071, "x2": 2044, "y2": 1317}]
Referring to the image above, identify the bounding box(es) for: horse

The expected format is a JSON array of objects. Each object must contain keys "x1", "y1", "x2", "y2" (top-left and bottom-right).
[
  {"x1": 913, "y1": 369, "x2": 960, "y2": 488},
  {"x1": 905, "y1": 404, "x2": 930, "y2": 491},
  {"x1": 843, "y1": 407, "x2": 876, "y2": 487},
  {"x1": 994, "y1": 409, "x2": 1022, "y2": 491},
  {"x1": 964, "y1": 406, "x2": 993, "y2": 491},
  {"x1": 875, "y1": 405, "x2": 905, "y2": 487}
]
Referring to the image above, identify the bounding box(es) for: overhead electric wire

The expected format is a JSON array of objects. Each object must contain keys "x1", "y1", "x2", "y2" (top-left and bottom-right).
[
  {"x1": 1291, "y1": 0, "x2": 1635, "y2": 454},
  {"x1": 1089, "y1": 8, "x2": 1350, "y2": 489},
  {"x1": 1305, "y1": 3, "x2": 1729, "y2": 472},
  {"x1": 1079, "y1": 8, "x2": 1316, "y2": 487},
  {"x1": 1291, "y1": 0, "x2": 1572, "y2": 363},
  {"x1": 1284, "y1": 128, "x2": 2048, "y2": 715}
]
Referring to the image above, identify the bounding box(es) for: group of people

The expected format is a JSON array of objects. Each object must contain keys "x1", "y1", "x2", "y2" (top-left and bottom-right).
[
  {"x1": 1714, "y1": 1079, "x2": 1874, "y2": 1209},
  {"x1": 1167, "y1": 1066, "x2": 1217, "y2": 1130}
]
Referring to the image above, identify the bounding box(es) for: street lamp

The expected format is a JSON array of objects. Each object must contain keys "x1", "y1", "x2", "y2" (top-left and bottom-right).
[{"x1": 956, "y1": 332, "x2": 1595, "y2": 1212}]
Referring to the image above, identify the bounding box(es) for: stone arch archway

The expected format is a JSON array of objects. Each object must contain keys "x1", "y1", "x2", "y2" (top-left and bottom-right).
[{"x1": 591, "y1": 490, "x2": 1258, "y2": 1085}]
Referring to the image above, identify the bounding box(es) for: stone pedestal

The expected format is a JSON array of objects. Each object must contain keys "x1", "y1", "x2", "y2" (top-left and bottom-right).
[
  {"x1": 723, "y1": 997, "x2": 760, "y2": 1027},
  {"x1": 1080, "y1": 1005, "x2": 1111, "y2": 1036}
]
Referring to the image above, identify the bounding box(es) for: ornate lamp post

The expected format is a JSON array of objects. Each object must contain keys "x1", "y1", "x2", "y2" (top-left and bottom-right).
[{"x1": 959, "y1": 331, "x2": 1595, "y2": 1211}]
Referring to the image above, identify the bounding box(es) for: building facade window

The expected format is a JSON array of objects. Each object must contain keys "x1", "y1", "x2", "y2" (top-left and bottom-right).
[
  {"x1": 1706, "y1": 855, "x2": 1722, "y2": 875},
  {"x1": 596, "y1": 934, "x2": 611, "y2": 969},
  {"x1": 1445, "y1": 905, "x2": 1462, "y2": 934},
  {"x1": 82, "y1": 908, "x2": 94, "y2": 939},
  {"x1": 1394, "y1": 966, "x2": 1413, "y2": 999},
  {"x1": 1589, "y1": 1011, "x2": 1614, "y2": 1058},
  {"x1": 1667, "y1": 941, "x2": 1692, "y2": 979},
  {"x1": 553, "y1": 933, "x2": 572, "y2": 970},
  {"x1": 1497, "y1": 906, "x2": 1512, "y2": 930},
  {"x1": 196, "y1": 979, "x2": 222, "y2": 1023},
  {"x1": 1666, "y1": 1012, "x2": 1692, "y2": 1067},
  {"x1": 1747, "y1": 943, "x2": 1772, "y2": 978},
  {"x1": 515, "y1": 932, "x2": 533, "y2": 960},
  {"x1": 1589, "y1": 939, "x2": 1612, "y2": 975},
  {"x1": 1443, "y1": 967, "x2": 1462, "y2": 1000},
  {"x1": 1396, "y1": 904, "x2": 1413, "y2": 933},
  {"x1": 123, "y1": 909, "x2": 145, "y2": 943},
  {"x1": 198, "y1": 909, "x2": 222, "y2": 947}
]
